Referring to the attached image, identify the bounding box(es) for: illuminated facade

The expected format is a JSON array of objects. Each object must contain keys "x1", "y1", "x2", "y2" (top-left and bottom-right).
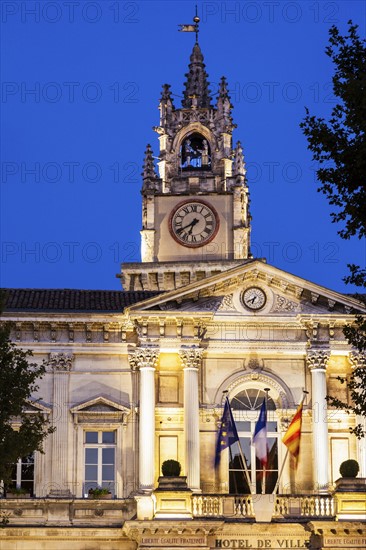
[{"x1": 1, "y1": 25, "x2": 365, "y2": 550}]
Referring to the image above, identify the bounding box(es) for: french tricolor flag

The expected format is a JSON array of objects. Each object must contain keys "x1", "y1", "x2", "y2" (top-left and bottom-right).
[{"x1": 253, "y1": 399, "x2": 268, "y2": 466}]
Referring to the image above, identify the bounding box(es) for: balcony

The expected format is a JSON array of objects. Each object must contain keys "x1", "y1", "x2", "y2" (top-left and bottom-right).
[
  {"x1": 192, "y1": 494, "x2": 335, "y2": 520},
  {"x1": 3, "y1": 491, "x2": 365, "y2": 526}
]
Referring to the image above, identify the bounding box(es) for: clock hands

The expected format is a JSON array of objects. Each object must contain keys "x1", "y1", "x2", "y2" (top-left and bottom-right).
[
  {"x1": 248, "y1": 296, "x2": 257, "y2": 304},
  {"x1": 176, "y1": 217, "x2": 199, "y2": 235}
]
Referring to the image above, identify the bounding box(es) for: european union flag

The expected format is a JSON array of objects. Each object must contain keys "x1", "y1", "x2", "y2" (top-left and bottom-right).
[{"x1": 215, "y1": 397, "x2": 239, "y2": 467}]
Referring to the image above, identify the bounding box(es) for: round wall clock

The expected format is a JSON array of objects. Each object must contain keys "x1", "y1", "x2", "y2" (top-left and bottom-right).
[
  {"x1": 241, "y1": 287, "x2": 267, "y2": 310},
  {"x1": 169, "y1": 200, "x2": 219, "y2": 248}
]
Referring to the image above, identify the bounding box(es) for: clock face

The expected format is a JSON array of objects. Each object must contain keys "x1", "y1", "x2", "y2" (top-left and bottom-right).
[
  {"x1": 169, "y1": 200, "x2": 219, "y2": 248},
  {"x1": 242, "y1": 287, "x2": 266, "y2": 310}
]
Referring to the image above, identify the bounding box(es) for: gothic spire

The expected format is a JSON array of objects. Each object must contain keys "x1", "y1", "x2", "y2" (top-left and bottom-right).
[
  {"x1": 233, "y1": 141, "x2": 246, "y2": 178},
  {"x1": 159, "y1": 84, "x2": 174, "y2": 128},
  {"x1": 216, "y1": 76, "x2": 234, "y2": 132},
  {"x1": 217, "y1": 76, "x2": 232, "y2": 114},
  {"x1": 160, "y1": 83, "x2": 174, "y2": 104},
  {"x1": 142, "y1": 144, "x2": 159, "y2": 192},
  {"x1": 182, "y1": 42, "x2": 212, "y2": 109}
]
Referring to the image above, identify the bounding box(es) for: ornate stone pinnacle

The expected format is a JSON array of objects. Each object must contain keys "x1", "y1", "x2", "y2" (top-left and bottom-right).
[
  {"x1": 182, "y1": 42, "x2": 212, "y2": 109},
  {"x1": 233, "y1": 141, "x2": 246, "y2": 177},
  {"x1": 142, "y1": 144, "x2": 157, "y2": 180},
  {"x1": 160, "y1": 83, "x2": 174, "y2": 104},
  {"x1": 141, "y1": 144, "x2": 159, "y2": 193}
]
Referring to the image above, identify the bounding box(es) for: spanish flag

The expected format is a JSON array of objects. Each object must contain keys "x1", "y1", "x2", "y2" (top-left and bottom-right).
[{"x1": 282, "y1": 400, "x2": 303, "y2": 467}]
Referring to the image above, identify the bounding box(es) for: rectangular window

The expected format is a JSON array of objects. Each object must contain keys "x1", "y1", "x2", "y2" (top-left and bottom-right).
[
  {"x1": 9, "y1": 454, "x2": 34, "y2": 496},
  {"x1": 84, "y1": 431, "x2": 116, "y2": 497}
]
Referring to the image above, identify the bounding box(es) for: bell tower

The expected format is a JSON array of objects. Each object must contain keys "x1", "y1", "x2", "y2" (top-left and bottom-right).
[{"x1": 121, "y1": 18, "x2": 251, "y2": 292}]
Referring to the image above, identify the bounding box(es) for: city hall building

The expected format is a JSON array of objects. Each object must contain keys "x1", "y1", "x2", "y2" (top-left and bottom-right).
[{"x1": 1, "y1": 21, "x2": 365, "y2": 550}]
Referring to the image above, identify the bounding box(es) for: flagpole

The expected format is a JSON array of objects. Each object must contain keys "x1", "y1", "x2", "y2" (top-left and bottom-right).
[
  {"x1": 236, "y1": 436, "x2": 253, "y2": 495},
  {"x1": 223, "y1": 392, "x2": 253, "y2": 494},
  {"x1": 272, "y1": 449, "x2": 289, "y2": 495},
  {"x1": 273, "y1": 390, "x2": 309, "y2": 495},
  {"x1": 228, "y1": 444, "x2": 239, "y2": 494},
  {"x1": 262, "y1": 388, "x2": 270, "y2": 495}
]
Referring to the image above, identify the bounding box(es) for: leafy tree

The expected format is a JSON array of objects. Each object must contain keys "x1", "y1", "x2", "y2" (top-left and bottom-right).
[
  {"x1": 301, "y1": 21, "x2": 366, "y2": 241},
  {"x1": 301, "y1": 21, "x2": 366, "y2": 437},
  {"x1": 0, "y1": 307, "x2": 54, "y2": 487}
]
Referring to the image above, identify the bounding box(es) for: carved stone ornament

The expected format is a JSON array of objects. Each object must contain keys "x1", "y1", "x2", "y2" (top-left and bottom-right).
[
  {"x1": 271, "y1": 294, "x2": 300, "y2": 313},
  {"x1": 48, "y1": 352, "x2": 74, "y2": 371},
  {"x1": 179, "y1": 347, "x2": 204, "y2": 369},
  {"x1": 348, "y1": 351, "x2": 366, "y2": 370},
  {"x1": 218, "y1": 293, "x2": 238, "y2": 312},
  {"x1": 246, "y1": 358, "x2": 264, "y2": 372},
  {"x1": 226, "y1": 372, "x2": 289, "y2": 409},
  {"x1": 306, "y1": 349, "x2": 330, "y2": 371},
  {"x1": 128, "y1": 347, "x2": 159, "y2": 370}
]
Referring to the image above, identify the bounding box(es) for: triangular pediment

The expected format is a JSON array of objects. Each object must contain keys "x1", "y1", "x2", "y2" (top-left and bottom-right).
[
  {"x1": 70, "y1": 396, "x2": 130, "y2": 415},
  {"x1": 24, "y1": 399, "x2": 52, "y2": 414},
  {"x1": 126, "y1": 260, "x2": 365, "y2": 317}
]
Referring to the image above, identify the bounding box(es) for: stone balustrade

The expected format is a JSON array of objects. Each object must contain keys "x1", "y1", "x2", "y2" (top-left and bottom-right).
[
  {"x1": 192, "y1": 494, "x2": 335, "y2": 520},
  {"x1": 0, "y1": 498, "x2": 136, "y2": 527}
]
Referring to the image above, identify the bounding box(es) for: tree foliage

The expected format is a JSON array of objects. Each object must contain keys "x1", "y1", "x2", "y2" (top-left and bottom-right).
[
  {"x1": 301, "y1": 21, "x2": 366, "y2": 438},
  {"x1": 300, "y1": 21, "x2": 366, "y2": 241},
  {"x1": 0, "y1": 319, "x2": 54, "y2": 486}
]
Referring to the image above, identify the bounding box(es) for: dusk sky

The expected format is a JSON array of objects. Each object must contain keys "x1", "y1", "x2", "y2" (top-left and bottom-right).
[{"x1": 1, "y1": 0, "x2": 365, "y2": 293}]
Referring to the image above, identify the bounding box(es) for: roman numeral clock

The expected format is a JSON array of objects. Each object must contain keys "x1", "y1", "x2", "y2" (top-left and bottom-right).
[{"x1": 169, "y1": 200, "x2": 219, "y2": 247}]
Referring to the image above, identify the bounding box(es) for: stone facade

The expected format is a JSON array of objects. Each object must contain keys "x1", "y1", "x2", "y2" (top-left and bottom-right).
[{"x1": 1, "y1": 18, "x2": 366, "y2": 550}]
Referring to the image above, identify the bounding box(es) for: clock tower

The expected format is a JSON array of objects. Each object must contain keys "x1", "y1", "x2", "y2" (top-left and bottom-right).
[{"x1": 121, "y1": 29, "x2": 251, "y2": 291}]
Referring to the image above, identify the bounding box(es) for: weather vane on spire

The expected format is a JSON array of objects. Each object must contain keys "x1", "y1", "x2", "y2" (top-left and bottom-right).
[{"x1": 178, "y1": 5, "x2": 200, "y2": 43}]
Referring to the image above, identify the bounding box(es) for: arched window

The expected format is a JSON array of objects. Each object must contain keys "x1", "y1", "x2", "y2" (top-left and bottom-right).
[
  {"x1": 229, "y1": 388, "x2": 279, "y2": 494},
  {"x1": 181, "y1": 133, "x2": 211, "y2": 170}
]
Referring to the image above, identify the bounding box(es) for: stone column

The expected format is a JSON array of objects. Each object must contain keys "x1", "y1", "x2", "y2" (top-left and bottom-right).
[
  {"x1": 48, "y1": 352, "x2": 74, "y2": 497},
  {"x1": 179, "y1": 348, "x2": 203, "y2": 492},
  {"x1": 307, "y1": 350, "x2": 330, "y2": 492},
  {"x1": 349, "y1": 352, "x2": 366, "y2": 477},
  {"x1": 130, "y1": 348, "x2": 159, "y2": 493}
]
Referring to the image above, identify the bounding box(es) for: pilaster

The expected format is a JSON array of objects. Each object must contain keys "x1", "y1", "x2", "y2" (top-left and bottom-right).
[{"x1": 48, "y1": 352, "x2": 74, "y2": 497}]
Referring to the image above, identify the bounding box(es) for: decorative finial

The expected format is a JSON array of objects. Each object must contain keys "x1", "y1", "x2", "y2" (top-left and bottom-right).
[{"x1": 178, "y1": 5, "x2": 200, "y2": 43}]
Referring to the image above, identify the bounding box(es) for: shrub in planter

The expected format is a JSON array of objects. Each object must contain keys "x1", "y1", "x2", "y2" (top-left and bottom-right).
[
  {"x1": 6, "y1": 487, "x2": 30, "y2": 498},
  {"x1": 339, "y1": 459, "x2": 359, "y2": 478},
  {"x1": 161, "y1": 459, "x2": 181, "y2": 477},
  {"x1": 88, "y1": 487, "x2": 112, "y2": 499}
]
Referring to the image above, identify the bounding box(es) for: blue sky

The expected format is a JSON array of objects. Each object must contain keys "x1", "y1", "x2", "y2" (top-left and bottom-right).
[{"x1": 1, "y1": 0, "x2": 365, "y2": 292}]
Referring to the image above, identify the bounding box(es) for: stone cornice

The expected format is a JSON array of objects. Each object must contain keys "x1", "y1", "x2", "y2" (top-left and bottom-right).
[{"x1": 124, "y1": 260, "x2": 366, "y2": 315}]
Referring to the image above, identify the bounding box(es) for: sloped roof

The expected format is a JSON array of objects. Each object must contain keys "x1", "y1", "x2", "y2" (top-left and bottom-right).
[{"x1": 1, "y1": 288, "x2": 161, "y2": 313}]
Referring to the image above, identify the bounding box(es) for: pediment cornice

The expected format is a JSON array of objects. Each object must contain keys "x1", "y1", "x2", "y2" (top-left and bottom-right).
[{"x1": 126, "y1": 260, "x2": 365, "y2": 316}]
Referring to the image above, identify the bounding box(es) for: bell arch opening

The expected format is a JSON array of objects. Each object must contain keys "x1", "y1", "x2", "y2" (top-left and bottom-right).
[{"x1": 180, "y1": 133, "x2": 211, "y2": 171}]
